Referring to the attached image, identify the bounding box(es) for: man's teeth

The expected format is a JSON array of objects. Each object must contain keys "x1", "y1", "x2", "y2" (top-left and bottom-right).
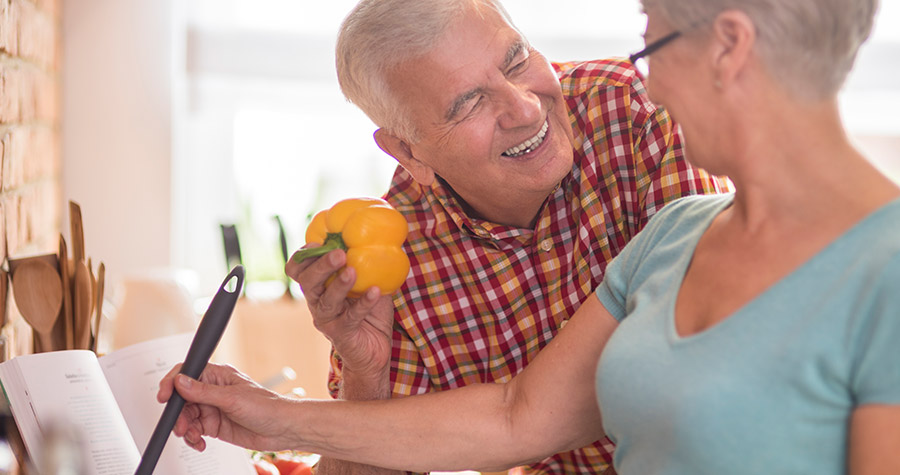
[{"x1": 503, "y1": 121, "x2": 549, "y2": 157}]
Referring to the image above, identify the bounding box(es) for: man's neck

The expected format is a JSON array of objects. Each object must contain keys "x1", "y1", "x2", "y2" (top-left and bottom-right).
[{"x1": 437, "y1": 176, "x2": 551, "y2": 229}]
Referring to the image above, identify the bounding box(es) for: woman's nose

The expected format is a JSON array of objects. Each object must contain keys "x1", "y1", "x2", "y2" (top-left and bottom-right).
[{"x1": 497, "y1": 84, "x2": 541, "y2": 129}]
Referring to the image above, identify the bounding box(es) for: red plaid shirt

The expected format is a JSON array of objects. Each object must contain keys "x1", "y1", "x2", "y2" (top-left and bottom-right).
[{"x1": 328, "y1": 59, "x2": 732, "y2": 473}]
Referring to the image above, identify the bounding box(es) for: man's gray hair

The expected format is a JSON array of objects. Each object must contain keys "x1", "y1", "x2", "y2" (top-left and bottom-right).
[
  {"x1": 642, "y1": 0, "x2": 878, "y2": 100},
  {"x1": 336, "y1": 0, "x2": 516, "y2": 142}
]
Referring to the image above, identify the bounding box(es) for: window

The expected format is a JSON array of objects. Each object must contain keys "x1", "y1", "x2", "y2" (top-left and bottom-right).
[{"x1": 177, "y1": 1, "x2": 900, "y2": 293}]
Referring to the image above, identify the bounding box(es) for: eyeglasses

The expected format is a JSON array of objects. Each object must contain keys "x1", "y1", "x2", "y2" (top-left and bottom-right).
[{"x1": 629, "y1": 30, "x2": 682, "y2": 78}]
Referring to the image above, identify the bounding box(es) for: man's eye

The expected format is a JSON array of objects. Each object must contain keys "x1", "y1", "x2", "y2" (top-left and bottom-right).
[
  {"x1": 463, "y1": 96, "x2": 484, "y2": 118},
  {"x1": 508, "y1": 52, "x2": 530, "y2": 75}
]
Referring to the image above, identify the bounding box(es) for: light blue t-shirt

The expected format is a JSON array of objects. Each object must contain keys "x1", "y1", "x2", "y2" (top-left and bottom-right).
[{"x1": 594, "y1": 194, "x2": 900, "y2": 475}]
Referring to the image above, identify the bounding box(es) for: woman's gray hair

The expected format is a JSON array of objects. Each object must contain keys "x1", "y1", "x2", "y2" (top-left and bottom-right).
[
  {"x1": 336, "y1": 0, "x2": 516, "y2": 142},
  {"x1": 643, "y1": 0, "x2": 879, "y2": 100}
]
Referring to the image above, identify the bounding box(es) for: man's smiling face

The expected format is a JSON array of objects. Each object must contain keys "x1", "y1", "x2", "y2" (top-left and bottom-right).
[{"x1": 383, "y1": 3, "x2": 575, "y2": 227}]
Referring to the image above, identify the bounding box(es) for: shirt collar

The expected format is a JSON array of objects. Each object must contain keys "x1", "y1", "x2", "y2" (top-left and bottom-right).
[{"x1": 427, "y1": 172, "x2": 575, "y2": 244}]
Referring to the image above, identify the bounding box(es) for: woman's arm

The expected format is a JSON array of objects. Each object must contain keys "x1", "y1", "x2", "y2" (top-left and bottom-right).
[
  {"x1": 300, "y1": 295, "x2": 618, "y2": 472},
  {"x1": 163, "y1": 296, "x2": 619, "y2": 472},
  {"x1": 848, "y1": 404, "x2": 900, "y2": 474}
]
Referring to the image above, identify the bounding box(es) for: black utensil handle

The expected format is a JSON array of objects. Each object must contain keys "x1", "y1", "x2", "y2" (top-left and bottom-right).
[
  {"x1": 220, "y1": 224, "x2": 243, "y2": 269},
  {"x1": 134, "y1": 265, "x2": 244, "y2": 475},
  {"x1": 273, "y1": 215, "x2": 289, "y2": 263}
]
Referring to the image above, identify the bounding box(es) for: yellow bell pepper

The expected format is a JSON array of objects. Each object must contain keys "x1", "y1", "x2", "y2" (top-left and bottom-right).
[{"x1": 292, "y1": 197, "x2": 410, "y2": 297}]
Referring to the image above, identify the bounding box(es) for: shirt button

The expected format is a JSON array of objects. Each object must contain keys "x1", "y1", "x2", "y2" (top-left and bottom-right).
[
  {"x1": 539, "y1": 238, "x2": 553, "y2": 252},
  {"x1": 559, "y1": 319, "x2": 569, "y2": 329}
]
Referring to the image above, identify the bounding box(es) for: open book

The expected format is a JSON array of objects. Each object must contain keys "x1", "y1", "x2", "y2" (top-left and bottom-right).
[{"x1": 0, "y1": 333, "x2": 255, "y2": 475}]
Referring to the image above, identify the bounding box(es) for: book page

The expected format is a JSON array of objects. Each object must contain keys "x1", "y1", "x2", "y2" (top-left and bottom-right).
[
  {"x1": 7, "y1": 350, "x2": 141, "y2": 474},
  {"x1": 99, "y1": 333, "x2": 255, "y2": 475}
]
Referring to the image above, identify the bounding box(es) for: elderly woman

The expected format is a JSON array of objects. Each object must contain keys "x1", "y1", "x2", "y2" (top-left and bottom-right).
[{"x1": 158, "y1": 0, "x2": 899, "y2": 473}]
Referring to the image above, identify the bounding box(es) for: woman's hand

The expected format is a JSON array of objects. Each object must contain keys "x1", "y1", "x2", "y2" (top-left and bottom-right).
[{"x1": 156, "y1": 363, "x2": 297, "y2": 452}]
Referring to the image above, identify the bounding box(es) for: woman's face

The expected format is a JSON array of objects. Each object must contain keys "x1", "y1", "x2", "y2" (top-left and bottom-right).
[{"x1": 641, "y1": 8, "x2": 725, "y2": 173}]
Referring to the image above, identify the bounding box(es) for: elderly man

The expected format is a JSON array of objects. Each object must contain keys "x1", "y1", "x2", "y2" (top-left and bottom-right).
[{"x1": 287, "y1": 0, "x2": 730, "y2": 473}]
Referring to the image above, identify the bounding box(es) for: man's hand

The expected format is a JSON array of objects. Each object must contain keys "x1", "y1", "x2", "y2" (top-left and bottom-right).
[
  {"x1": 157, "y1": 363, "x2": 295, "y2": 453},
  {"x1": 285, "y1": 247, "x2": 400, "y2": 474},
  {"x1": 285, "y1": 247, "x2": 394, "y2": 380}
]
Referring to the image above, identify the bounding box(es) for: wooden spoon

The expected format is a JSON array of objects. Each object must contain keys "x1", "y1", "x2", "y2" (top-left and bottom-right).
[
  {"x1": 91, "y1": 262, "x2": 105, "y2": 353},
  {"x1": 0, "y1": 269, "x2": 7, "y2": 361},
  {"x1": 72, "y1": 264, "x2": 92, "y2": 350},
  {"x1": 11, "y1": 260, "x2": 63, "y2": 352},
  {"x1": 8, "y1": 254, "x2": 57, "y2": 274},
  {"x1": 69, "y1": 201, "x2": 86, "y2": 262},
  {"x1": 70, "y1": 201, "x2": 94, "y2": 350},
  {"x1": 88, "y1": 257, "x2": 97, "y2": 317},
  {"x1": 59, "y1": 235, "x2": 74, "y2": 349},
  {"x1": 0, "y1": 269, "x2": 8, "y2": 330}
]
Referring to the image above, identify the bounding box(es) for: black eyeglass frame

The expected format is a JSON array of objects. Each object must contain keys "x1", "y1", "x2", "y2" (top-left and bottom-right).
[{"x1": 628, "y1": 30, "x2": 683, "y2": 65}]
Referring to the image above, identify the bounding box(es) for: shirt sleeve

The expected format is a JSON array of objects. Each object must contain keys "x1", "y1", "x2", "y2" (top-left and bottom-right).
[
  {"x1": 594, "y1": 251, "x2": 629, "y2": 322},
  {"x1": 327, "y1": 324, "x2": 432, "y2": 399},
  {"x1": 326, "y1": 348, "x2": 342, "y2": 399},
  {"x1": 594, "y1": 195, "x2": 705, "y2": 322},
  {"x1": 594, "y1": 197, "x2": 670, "y2": 322},
  {"x1": 850, "y1": 252, "x2": 900, "y2": 405},
  {"x1": 389, "y1": 325, "x2": 432, "y2": 397}
]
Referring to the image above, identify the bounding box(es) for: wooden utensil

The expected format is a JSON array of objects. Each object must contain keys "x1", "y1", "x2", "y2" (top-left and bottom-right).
[
  {"x1": 0, "y1": 268, "x2": 7, "y2": 361},
  {"x1": 88, "y1": 257, "x2": 97, "y2": 317},
  {"x1": 9, "y1": 254, "x2": 64, "y2": 351},
  {"x1": 69, "y1": 201, "x2": 86, "y2": 262},
  {"x1": 59, "y1": 235, "x2": 74, "y2": 349},
  {"x1": 73, "y1": 264, "x2": 92, "y2": 350},
  {"x1": 11, "y1": 260, "x2": 63, "y2": 352},
  {"x1": 70, "y1": 201, "x2": 94, "y2": 350},
  {"x1": 0, "y1": 269, "x2": 8, "y2": 329},
  {"x1": 7, "y1": 254, "x2": 58, "y2": 274},
  {"x1": 91, "y1": 262, "x2": 105, "y2": 353}
]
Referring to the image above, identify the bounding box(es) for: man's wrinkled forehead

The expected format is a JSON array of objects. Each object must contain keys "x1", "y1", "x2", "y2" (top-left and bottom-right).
[{"x1": 444, "y1": 38, "x2": 528, "y2": 122}]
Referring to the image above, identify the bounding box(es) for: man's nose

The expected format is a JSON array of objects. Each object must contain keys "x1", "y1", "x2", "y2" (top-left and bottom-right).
[{"x1": 497, "y1": 83, "x2": 541, "y2": 129}]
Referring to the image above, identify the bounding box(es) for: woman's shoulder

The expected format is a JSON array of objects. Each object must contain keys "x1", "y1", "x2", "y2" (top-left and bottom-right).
[
  {"x1": 616, "y1": 194, "x2": 734, "y2": 266},
  {"x1": 867, "y1": 196, "x2": 900, "y2": 234},
  {"x1": 645, "y1": 194, "x2": 734, "y2": 231},
  {"x1": 858, "y1": 196, "x2": 900, "y2": 273},
  {"x1": 846, "y1": 196, "x2": 900, "y2": 260}
]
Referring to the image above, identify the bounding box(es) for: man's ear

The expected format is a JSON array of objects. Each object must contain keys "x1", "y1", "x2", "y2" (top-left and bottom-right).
[
  {"x1": 709, "y1": 10, "x2": 756, "y2": 88},
  {"x1": 374, "y1": 128, "x2": 435, "y2": 186}
]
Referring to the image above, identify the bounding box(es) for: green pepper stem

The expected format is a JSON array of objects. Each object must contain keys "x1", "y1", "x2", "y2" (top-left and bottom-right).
[{"x1": 291, "y1": 233, "x2": 346, "y2": 263}]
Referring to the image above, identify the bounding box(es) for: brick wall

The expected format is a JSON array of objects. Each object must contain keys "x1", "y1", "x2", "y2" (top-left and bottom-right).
[{"x1": 0, "y1": 0, "x2": 62, "y2": 358}]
